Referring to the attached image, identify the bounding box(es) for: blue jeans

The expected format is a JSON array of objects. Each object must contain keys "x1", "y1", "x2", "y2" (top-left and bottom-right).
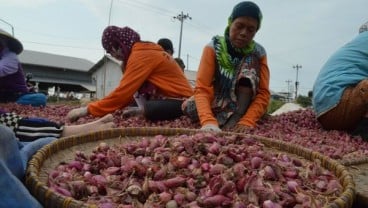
[
  {"x1": 0, "y1": 125, "x2": 56, "y2": 208},
  {"x1": 16, "y1": 93, "x2": 47, "y2": 107}
]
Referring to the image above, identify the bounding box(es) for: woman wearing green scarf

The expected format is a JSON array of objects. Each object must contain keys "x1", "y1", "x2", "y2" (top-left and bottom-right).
[{"x1": 183, "y1": 1, "x2": 270, "y2": 132}]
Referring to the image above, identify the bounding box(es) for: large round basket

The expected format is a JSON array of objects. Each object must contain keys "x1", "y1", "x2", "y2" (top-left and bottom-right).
[{"x1": 25, "y1": 127, "x2": 355, "y2": 208}]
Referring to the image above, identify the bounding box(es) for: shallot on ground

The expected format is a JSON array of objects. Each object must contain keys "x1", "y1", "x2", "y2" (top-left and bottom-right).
[{"x1": 2, "y1": 103, "x2": 368, "y2": 163}]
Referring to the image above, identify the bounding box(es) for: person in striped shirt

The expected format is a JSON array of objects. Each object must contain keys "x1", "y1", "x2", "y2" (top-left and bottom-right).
[{"x1": 0, "y1": 109, "x2": 115, "y2": 142}]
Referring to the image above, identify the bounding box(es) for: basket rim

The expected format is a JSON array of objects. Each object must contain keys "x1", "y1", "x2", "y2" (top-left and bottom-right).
[{"x1": 26, "y1": 127, "x2": 356, "y2": 208}]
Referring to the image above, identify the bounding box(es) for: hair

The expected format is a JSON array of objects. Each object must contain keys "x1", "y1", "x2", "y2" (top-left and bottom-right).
[
  {"x1": 229, "y1": 1, "x2": 262, "y2": 30},
  {"x1": 157, "y1": 38, "x2": 174, "y2": 55},
  {"x1": 175, "y1": 58, "x2": 185, "y2": 71}
]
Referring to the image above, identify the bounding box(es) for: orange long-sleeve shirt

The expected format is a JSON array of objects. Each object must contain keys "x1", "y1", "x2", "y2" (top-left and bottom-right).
[
  {"x1": 88, "y1": 42, "x2": 194, "y2": 116},
  {"x1": 195, "y1": 44, "x2": 270, "y2": 128}
]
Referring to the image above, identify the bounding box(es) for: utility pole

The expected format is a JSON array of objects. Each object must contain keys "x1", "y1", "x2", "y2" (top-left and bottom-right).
[
  {"x1": 293, "y1": 64, "x2": 302, "y2": 100},
  {"x1": 173, "y1": 12, "x2": 191, "y2": 59},
  {"x1": 108, "y1": 0, "x2": 113, "y2": 25},
  {"x1": 102, "y1": 0, "x2": 114, "y2": 97},
  {"x1": 186, "y1": 54, "x2": 189, "y2": 71},
  {"x1": 286, "y1": 79, "x2": 292, "y2": 102}
]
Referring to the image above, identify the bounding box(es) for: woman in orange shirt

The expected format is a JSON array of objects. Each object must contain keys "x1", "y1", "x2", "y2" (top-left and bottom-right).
[
  {"x1": 67, "y1": 26, "x2": 193, "y2": 122},
  {"x1": 183, "y1": 1, "x2": 270, "y2": 132}
]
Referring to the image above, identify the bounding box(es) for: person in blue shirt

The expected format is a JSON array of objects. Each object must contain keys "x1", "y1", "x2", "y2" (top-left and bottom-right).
[
  {"x1": 312, "y1": 21, "x2": 368, "y2": 139},
  {"x1": 0, "y1": 113, "x2": 115, "y2": 207},
  {"x1": 0, "y1": 124, "x2": 55, "y2": 208}
]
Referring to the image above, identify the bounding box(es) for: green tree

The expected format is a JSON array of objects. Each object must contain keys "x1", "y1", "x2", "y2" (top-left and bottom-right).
[
  {"x1": 267, "y1": 99, "x2": 285, "y2": 114},
  {"x1": 296, "y1": 95, "x2": 312, "y2": 108}
]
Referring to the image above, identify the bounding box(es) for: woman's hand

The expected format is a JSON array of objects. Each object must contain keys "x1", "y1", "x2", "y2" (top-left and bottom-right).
[
  {"x1": 66, "y1": 107, "x2": 88, "y2": 122},
  {"x1": 232, "y1": 124, "x2": 251, "y2": 133},
  {"x1": 200, "y1": 124, "x2": 222, "y2": 132}
]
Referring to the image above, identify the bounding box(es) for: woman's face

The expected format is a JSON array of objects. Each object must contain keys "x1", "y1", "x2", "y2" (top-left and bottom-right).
[
  {"x1": 229, "y1": 16, "x2": 258, "y2": 48},
  {"x1": 110, "y1": 47, "x2": 124, "y2": 60}
]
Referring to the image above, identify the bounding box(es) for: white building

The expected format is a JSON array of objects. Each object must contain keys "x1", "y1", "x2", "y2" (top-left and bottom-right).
[{"x1": 89, "y1": 56, "x2": 122, "y2": 99}]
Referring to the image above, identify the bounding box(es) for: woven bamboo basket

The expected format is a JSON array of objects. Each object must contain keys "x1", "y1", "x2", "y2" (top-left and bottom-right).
[{"x1": 25, "y1": 127, "x2": 355, "y2": 208}]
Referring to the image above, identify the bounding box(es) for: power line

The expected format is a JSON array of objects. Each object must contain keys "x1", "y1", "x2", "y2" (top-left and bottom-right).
[
  {"x1": 0, "y1": 18, "x2": 14, "y2": 36},
  {"x1": 116, "y1": 0, "x2": 176, "y2": 17},
  {"x1": 23, "y1": 40, "x2": 102, "y2": 50},
  {"x1": 186, "y1": 20, "x2": 216, "y2": 35},
  {"x1": 117, "y1": 0, "x2": 214, "y2": 36},
  {"x1": 16, "y1": 1, "x2": 211, "y2": 57},
  {"x1": 16, "y1": 25, "x2": 100, "y2": 42}
]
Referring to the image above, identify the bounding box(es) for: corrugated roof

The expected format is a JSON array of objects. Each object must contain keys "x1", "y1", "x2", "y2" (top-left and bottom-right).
[
  {"x1": 18, "y1": 50, "x2": 94, "y2": 72},
  {"x1": 89, "y1": 55, "x2": 122, "y2": 73}
]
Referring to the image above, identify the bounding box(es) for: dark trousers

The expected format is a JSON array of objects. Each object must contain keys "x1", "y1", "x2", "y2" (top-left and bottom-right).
[{"x1": 144, "y1": 99, "x2": 184, "y2": 121}]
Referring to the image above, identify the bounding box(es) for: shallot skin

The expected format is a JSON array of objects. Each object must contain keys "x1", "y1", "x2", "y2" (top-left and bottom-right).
[
  {"x1": 262, "y1": 200, "x2": 282, "y2": 208},
  {"x1": 200, "y1": 195, "x2": 232, "y2": 207},
  {"x1": 251, "y1": 157, "x2": 262, "y2": 169}
]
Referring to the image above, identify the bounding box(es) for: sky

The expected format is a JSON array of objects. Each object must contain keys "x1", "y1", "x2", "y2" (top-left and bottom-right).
[{"x1": 0, "y1": 0, "x2": 367, "y2": 96}]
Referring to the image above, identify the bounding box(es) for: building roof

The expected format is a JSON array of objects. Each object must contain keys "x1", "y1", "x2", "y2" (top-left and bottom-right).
[
  {"x1": 89, "y1": 55, "x2": 122, "y2": 74},
  {"x1": 18, "y1": 50, "x2": 94, "y2": 72}
]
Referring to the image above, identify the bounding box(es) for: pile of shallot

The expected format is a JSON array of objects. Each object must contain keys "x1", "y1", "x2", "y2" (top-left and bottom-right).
[
  {"x1": 2, "y1": 103, "x2": 368, "y2": 162},
  {"x1": 48, "y1": 133, "x2": 344, "y2": 208}
]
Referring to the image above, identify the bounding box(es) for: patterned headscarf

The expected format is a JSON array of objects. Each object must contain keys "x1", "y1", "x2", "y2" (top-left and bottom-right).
[{"x1": 101, "y1": 26, "x2": 141, "y2": 64}]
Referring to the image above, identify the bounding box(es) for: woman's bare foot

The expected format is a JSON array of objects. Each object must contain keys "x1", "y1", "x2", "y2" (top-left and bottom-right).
[
  {"x1": 95, "y1": 121, "x2": 115, "y2": 131},
  {"x1": 61, "y1": 114, "x2": 116, "y2": 137}
]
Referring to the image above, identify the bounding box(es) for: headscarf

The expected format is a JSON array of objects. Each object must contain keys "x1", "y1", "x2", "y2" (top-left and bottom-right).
[{"x1": 101, "y1": 26, "x2": 141, "y2": 64}]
